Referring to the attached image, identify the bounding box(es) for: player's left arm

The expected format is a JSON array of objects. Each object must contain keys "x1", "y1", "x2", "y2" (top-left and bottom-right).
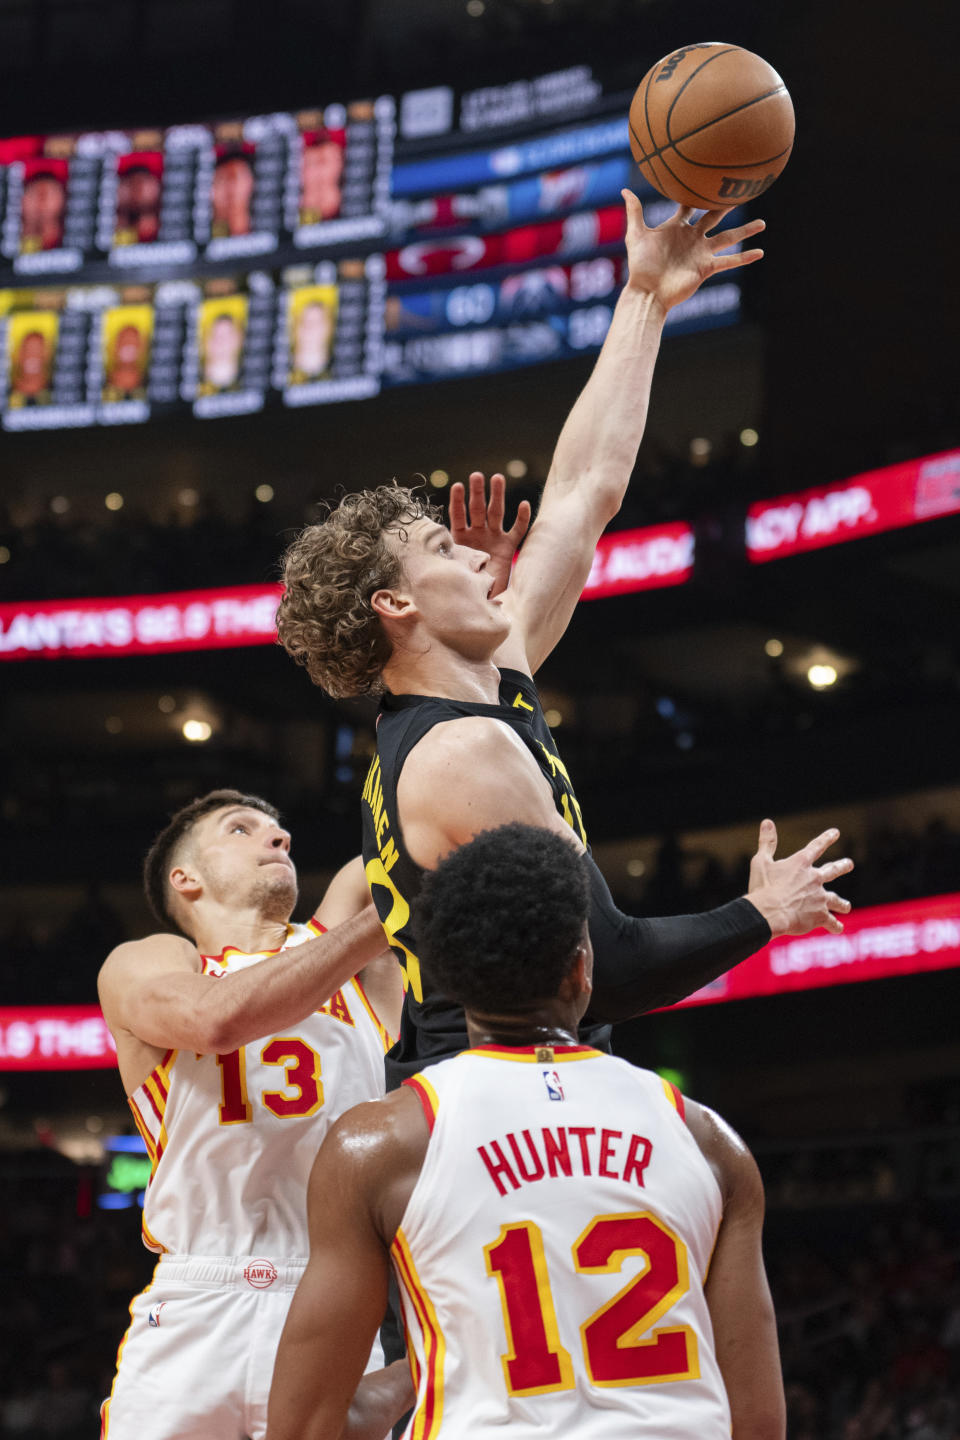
[
  {"x1": 497, "y1": 194, "x2": 765, "y2": 674},
  {"x1": 267, "y1": 1097, "x2": 421, "y2": 1440},
  {"x1": 686, "y1": 1099, "x2": 786, "y2": 1440}
]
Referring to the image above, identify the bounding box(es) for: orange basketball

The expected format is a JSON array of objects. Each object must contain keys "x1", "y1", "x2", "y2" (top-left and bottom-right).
[{"x1": 629, "y1": 42, "x2": 795, "y2": 209}]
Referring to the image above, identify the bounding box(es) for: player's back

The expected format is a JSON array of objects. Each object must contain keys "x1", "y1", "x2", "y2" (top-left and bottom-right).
[{"x1": 396, "y1": 1044, "x2": 729, "y2": 1438}]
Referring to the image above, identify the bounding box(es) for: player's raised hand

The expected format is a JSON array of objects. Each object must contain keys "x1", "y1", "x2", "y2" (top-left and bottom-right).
[
  {"x1": 746, "y1": 819, "x2": 854, "y2": 938},
  {"x1": 621, "y1": 188, "x2": 765, "y2": 312},
  {"x1": 449, "y1": 471, "x2": 532, "y2": 598}
]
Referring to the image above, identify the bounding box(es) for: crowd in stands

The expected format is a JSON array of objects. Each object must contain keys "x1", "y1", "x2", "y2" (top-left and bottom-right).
[{"x1": 0, "y1": 439, "x2": 749, "y2": 605}]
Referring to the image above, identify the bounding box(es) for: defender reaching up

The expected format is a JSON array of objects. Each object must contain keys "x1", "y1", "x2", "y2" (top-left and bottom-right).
[{"x1": 277, "y1": 193, "x2": 853, "y2": 1088}]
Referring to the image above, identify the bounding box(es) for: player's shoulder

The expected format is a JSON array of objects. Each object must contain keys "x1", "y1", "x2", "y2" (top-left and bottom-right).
[
  {"x1": 99, "y1": 932, "x2": 200, "y2": 986},
  {"x1": 317, "y1": 1087, "x2": 428, "y2": 1176},
  {"x1": 684, "y1": 1097, "x2": 762, "y2": 1208},
  {"x1": 403, "y1": 713, "x2": 525, "y2": 777}
]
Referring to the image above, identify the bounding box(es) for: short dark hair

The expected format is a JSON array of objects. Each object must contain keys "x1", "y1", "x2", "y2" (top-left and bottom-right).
[
  {"x1": 414, "y1": 823, "x2": 590, "y2": 1013},
  {"x1": 143, "y1": 788, "x2": 279, "y2": 930}
]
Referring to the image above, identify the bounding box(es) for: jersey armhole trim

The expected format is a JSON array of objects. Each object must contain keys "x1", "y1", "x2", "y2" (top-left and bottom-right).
[
  {"x1": 403, "y1": 1074, "x2": 440, "y2": 1133},
  {"x1": 306, "y1": 916, "x2": 328, "y2": 936},
  {"x1": 662, "y1": 1077, "x2": 687, "y2": 1123}
]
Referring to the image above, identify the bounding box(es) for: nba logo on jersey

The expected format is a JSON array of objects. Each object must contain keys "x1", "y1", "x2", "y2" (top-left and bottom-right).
[
  {"x1": 148, "y1": 1302, "x2": 166, "y2": 1328},
  {"x1": 542, "y1": 1069, "x2": 564, "y2": 1101}
]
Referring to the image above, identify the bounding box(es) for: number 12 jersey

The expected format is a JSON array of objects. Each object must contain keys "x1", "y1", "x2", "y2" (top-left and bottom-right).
[{"x1": 397, "y1": 1045, "x2": 730, "y2": 1439}]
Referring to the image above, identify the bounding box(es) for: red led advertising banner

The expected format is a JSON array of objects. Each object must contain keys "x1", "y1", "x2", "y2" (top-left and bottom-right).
[
  {"x1": 671, "y1": 891, "x2": 960, "y2": 1011},
  {"x1": 0, "y1": 524, "x2": 694, "y2": 661},
  {"x1": 0, "y1": 1006, "x2": 116, "y2": 1070},
  {"x1": 746, "y1": 448, "x2": 960, "y2": 563},
  {"x1": 0, "y1": 582, "x2": 281, "y2": 661}
]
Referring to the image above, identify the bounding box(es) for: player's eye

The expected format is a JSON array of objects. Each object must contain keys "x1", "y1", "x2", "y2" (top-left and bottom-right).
[{"x1": 231, "y1": 823, "x2": 248, "y2": 833}]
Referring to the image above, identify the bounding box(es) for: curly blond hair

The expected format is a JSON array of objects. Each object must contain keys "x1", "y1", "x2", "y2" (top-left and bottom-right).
[{"x1": 276, "y1": 485, "x2": 441, "y2": 698}]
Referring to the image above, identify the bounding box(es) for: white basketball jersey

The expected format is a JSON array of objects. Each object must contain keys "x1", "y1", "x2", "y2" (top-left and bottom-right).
[
  {"x1": 127, "y1": 921, "x2": 391, "y2": 1260},
  {"x1": 396, "y1": 1044, "x2": 729, "y2": 1439}
]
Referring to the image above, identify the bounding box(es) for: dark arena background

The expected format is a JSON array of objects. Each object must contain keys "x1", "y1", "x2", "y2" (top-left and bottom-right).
[{"x1": 1, "y1": 0, "x2": 958, "y2": 1436}]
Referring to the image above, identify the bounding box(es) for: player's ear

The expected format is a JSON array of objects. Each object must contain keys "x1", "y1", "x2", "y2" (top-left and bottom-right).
[
  {"x1": 169, "y1": 863, "x2": 202, "y2": 902},
  {"x1": 370, "y1": 588, "x2": 416, "y2": 623}
]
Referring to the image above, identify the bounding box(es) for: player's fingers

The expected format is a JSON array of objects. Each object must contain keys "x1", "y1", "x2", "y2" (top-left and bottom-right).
[
  {"x1": 711, "y1": 247, "x2": 764, "y2": 271},
  {"x1": 816, "y1": 858, "x2": 854, "y2": 884},
  {"x1": 823, "y1": 891, "x2": 853, "y2": 914},
  {"x1": 508, "y1": 499, "x2": 532, "y2": 542},
  {"x1": 710, "y1": 218, "x2": 765, "y2": 249},
  {"x1": 448, "y1": 482, "x2": 467, "y2": 532},
  {"x1": 803, "y1": 827, "x2": 840, "y2": 863},
  {"x1": 696, "y1": 206, "x2": 734, "y2": 233},
  {"x1": 675, "y1": 205, "x2": 697, "y2": 225},
  {"x1": 468, "y1": 472, "x2": 488, "y2": 528},
  {"x1": 755, "y1": 817, "x2": 778, "y2": 857},
  {"x1": 822, "y1": 912, "x2": 845, "y2": 934},
  {"x1": 621, "y1": 188, "x2": 647, "y2": 233},
  {"x1": 487, "y1": 474, "x2": 506, "y2": 529}
]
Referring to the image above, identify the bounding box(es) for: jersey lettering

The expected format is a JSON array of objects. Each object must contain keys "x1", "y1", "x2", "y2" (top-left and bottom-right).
[
  {"x1": 365, "y1": 855, "x2": 424, "y2": 1002},
  {"x1": 316, "y1": 989, "x2": 355, "y2": 1026}
]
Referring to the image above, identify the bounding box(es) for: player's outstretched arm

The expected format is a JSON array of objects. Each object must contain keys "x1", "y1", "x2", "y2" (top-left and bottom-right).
[
  {"x1": 586, "y1": 820, "x2": 853, "y2": 1018},
  {"x1": 496, "y1": 194, "x2": 764, "y2": 674},
  {"x1": 267, "y1": 1096, "x2": 423, "y2": 1440},
  {"x1": 98, "y1": 905, "x2": 387, "y2": 1063},
  {"x1": 686, "y1": 1100, "x2": 786, "y2": 1440}
]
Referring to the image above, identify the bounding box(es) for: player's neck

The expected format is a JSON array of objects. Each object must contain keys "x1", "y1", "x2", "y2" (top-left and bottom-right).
[
  {"x1": 189, "y1": 904, "x2": 292, "y2": 959},
  {"x1": 383, "y1": 646, "x2": 501, "y2": 704},
  {"x1": 465, "y1": 1004, "x2": 581, "y2": 1050}
]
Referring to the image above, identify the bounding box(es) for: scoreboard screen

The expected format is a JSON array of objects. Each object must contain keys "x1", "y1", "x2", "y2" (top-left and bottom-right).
[{"x1": 0, "y1": 65, "x2": 743, "y2": 428}]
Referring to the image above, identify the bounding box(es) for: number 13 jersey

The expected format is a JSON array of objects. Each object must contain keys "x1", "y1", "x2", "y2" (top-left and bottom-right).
[
  {"x1": 127, "y1": 922, "x2": 392, "y2": 1259},
  {"x1": 396, "y1": 1045, "x2": 730, "y2": 1439}
]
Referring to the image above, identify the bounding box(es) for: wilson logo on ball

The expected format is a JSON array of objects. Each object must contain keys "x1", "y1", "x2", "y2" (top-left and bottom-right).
[{"x1": 719, "y1": 174, "x2": 777, "y2": 199}]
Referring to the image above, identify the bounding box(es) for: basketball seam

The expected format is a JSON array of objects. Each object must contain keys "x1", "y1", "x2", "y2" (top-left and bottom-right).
[
  {"x1": 664, "y1": 46, "x2": 740, "y2": 151},
  {"x1": 640, "y1": 58, "x2": 676, "y2": 203},
  {"x1": 666, "y1": 86, "x2": 790, "y2": 160}
]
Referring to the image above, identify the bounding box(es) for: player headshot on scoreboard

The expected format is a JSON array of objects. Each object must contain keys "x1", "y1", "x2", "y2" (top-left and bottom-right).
[
  {"x1": 7, "y1": 307, "x2": 58, "y2": 406},
  {"x1": 211, "y1": 145, "x2": 256, "y2": 238},
  {"x1": 287, "y1": 284, "x2": 337, "y2": 385},
  {"x1": 298, "y1": 130, "x2": 345, "y2": 226},
  {"x1": 114, "y1": 153, "x2": 163, "y2": 246},
  {"x1": 198, "y1": 294, "x2": 247, "y2": 393},
  {"x1": 19, "y1": 159, "x2": 68, "y2": 253},
  {"x1": 102, "y1": 303, "x2": 153, "y2": 401}
]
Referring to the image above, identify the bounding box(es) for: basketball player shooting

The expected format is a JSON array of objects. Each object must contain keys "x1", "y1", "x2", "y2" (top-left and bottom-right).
[
  {"x1": 267, "y1": 823, "x2": 785, "y2": 1440},
  {"x1": 97, "y1": 789, "x2": 404, "y2": 1440},
  {"x1": 276, "y1": 190, "x2": 854, "y2": 1091}
]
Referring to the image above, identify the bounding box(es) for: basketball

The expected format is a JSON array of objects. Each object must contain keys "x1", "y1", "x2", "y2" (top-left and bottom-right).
[{"x1": 629, "y1": 43, "x2": 795, "y2": 209}]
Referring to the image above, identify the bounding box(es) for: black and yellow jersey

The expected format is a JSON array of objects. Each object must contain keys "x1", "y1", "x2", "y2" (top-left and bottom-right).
[{"x1": 360, "y1": 667, "x2": 605, "y2": 1089}]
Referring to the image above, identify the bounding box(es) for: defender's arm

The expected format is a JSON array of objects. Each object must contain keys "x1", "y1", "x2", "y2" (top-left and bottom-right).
[
  {"x1": 267, "y1": 1095, "x2": 424, "y2": 1440},
  {"x1": 686, "y1": 1100, "x2": 786, "y2": 1440},
  {"x1": 98, "y1": 907, "x2": 387, "y2": 1058}
]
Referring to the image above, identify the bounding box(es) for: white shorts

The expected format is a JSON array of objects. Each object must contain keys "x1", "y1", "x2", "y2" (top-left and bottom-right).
[{"x1": 101, "y1": 1253, "x2": 385, "y2": 1440}]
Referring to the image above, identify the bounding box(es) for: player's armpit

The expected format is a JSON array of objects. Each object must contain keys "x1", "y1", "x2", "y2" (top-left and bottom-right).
[
  {"x1": 397, "y1": 715, "x2": 580, "y2": 869},
  {"x1": 358, "y1": 948, "x2": 404, "y2": 1042},
  {"x1": 687, "y1": 1101, "x2": 786, "y2": 1440}
]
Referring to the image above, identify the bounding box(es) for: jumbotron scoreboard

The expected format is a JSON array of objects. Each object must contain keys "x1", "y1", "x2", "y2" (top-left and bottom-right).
[{"x1": 0, "y1": 66, "x2": 743, "y2": 430}]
